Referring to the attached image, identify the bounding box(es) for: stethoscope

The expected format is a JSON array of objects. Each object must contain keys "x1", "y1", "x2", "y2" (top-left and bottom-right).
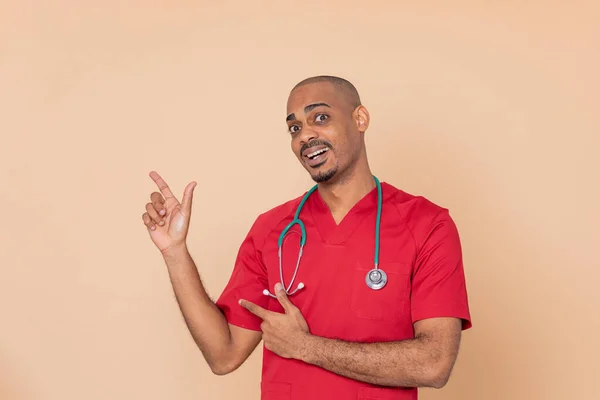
[{"x1": 263, "y1": 176, "x2": 387, "y2": 298}]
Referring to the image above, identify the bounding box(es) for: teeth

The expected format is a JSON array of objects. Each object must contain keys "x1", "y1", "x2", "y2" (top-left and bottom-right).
[{"x1": 307, "y1": 148, "x2": 328, "y2": 159}]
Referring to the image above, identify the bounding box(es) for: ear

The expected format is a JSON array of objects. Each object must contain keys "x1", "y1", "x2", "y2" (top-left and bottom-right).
[{"x1": 354, "y1": 105, "x2": 370, "y2": 133}]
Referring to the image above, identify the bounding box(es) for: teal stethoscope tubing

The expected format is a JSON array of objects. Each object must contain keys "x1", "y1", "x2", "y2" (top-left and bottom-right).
[{"x1": 262, "y1": 176, "x2": 384, "y2": 297}]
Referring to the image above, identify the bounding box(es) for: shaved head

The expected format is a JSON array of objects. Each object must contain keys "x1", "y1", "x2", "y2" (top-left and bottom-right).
[{"x1": 291, "y1": 75, "x2": 362, "y2": 110}]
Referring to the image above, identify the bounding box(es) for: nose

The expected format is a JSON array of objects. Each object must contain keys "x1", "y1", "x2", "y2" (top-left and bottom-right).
[{"x1": 298, "y1": 126, "x2": 318, "y2": 145}]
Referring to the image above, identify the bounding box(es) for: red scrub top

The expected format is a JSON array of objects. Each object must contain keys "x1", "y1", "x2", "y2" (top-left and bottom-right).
[{"x1": 216, "y1": 181, "x2": 472, "y2": 400}]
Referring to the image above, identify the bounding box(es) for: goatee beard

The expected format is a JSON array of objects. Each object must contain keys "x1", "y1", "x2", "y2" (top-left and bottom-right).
[{"x1": 311, "y1": 167, "x2": 338, "y2": 183}]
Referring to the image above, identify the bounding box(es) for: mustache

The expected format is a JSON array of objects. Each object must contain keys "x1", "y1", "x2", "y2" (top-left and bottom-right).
[{"x1": 300, "y1": 139, "x2": 332, "y2": 157}]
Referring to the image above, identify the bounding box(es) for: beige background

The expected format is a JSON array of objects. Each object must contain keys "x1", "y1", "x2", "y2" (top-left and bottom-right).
[{"x1": 1, "y1": 1, "x2": 599, "y2": 399}]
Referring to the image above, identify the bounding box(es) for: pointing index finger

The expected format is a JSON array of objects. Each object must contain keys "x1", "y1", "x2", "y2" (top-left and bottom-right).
[
  {"x1": 149, "y1": 171, "x2": 175, "y2": 199},
  {"x1": 239, "y1": 299, "x2": 269, "y2": 320}
]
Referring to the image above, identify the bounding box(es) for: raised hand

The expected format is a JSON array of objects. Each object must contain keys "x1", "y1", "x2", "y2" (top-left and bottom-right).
[{"x1": 142, "y1": 171, "x2": 197, "y2": 253}]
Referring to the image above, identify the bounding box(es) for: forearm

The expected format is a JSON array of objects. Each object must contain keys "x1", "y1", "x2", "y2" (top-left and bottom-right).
[
  {"x1": 299, "y1": 333, "x2": 453, "y2": 388},
  {"x1": 161, "y1": 245, "x2": 234, "y2": 372}
]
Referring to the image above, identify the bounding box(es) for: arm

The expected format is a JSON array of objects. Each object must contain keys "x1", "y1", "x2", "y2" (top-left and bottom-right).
[
  {"x1": 142, "y1": 171, "x2": 267, "y2": 376},
  {"x1": 299, "y1": 208, "x2": 471, "y2": 388},
  {"x1": 162, "y1": 244, "x2": 262, "y2": 375},
  {"x1": 298, "y1": 317, "x2": 462, "y2": 388},
  {"x1": 241, "y1": 286, "x2": 462, "y2": 388}
]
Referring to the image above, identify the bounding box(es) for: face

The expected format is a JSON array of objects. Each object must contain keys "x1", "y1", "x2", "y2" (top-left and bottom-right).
[{"x1": 286, "y1": 82, "x2": 369, "y2": 184}]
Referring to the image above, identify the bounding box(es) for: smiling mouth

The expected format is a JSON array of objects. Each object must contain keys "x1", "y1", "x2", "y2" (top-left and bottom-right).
[
  {"x1": 306, "y1": 147, "x2": 329, "y2": 159},
  {"x1": 303, "y1": 147, "x2": 329, "y2": 168}
]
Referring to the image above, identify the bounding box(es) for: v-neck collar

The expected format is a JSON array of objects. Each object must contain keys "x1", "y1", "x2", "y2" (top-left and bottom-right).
[{"x1": 307, "y1": 181, "x2": 395, "y2": 245}]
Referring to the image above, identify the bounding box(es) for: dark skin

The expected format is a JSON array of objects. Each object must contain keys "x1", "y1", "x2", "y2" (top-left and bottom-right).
[
  {"x1": 238, "y1": 81, "x2": 463, "y2": 388},
  {"x1": 141, "y1": 81, "x2": 463, "y2": 386},
  {"x1": 285, "y1": 82, "x2": 375, "y2": 223}
]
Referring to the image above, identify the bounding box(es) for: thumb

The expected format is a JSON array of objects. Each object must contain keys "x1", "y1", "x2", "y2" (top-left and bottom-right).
[
  {"x1": 181, "y1": 181, "x2": 197, "y2": 214},
  {"x1": 274, "y1": 282, "x2": 294, "y2": 313}
]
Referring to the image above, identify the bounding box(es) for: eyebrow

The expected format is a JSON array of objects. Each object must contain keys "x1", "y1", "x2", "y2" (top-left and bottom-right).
[{"x1": 286, "y1": 102, "x2": 331, "y2": 121}]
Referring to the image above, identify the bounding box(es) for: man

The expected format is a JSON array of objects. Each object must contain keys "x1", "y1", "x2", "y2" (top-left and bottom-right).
[{"x1": 141, "y1": 76, "x2": 472, "y2": 399}]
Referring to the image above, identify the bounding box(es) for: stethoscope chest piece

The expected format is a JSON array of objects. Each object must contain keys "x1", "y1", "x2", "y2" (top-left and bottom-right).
[{"x1": 365, "y1": 268, "x2": 387, "y2": 290}]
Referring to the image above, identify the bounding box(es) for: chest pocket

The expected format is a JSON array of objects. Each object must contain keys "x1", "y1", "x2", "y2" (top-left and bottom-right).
[{"x1": 349, "y1": 262, "x2": 411, "y2": 323}]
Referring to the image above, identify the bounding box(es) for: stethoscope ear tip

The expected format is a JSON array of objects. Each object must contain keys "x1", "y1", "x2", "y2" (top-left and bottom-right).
[
  {"x1": 297, "y1": 282, "x2": 305, "y2": 289},
  {"x1": 262, "y1": 289, "x2": 270, "y2": 296}
]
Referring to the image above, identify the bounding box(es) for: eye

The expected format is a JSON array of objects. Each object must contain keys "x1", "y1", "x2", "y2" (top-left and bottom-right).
[
  {"x1": 288, "y1": 125, "x2": 301, "y2": 134},
  {"x1": 315, "y1": 114, "x2": 328, "y2": 123}
]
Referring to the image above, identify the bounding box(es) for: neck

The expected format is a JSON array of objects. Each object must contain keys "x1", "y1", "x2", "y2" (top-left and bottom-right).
[{"x1": 316, "y1": 163, "x2": 376, "y2": 223}]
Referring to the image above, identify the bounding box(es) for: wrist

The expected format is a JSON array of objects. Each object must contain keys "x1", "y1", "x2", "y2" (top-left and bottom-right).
[
  {"x1": 161, "y1": 243, "x2": 189, "y2": 262},
  {"x1": 297, "y1": 333, "x2": 320, "y2": 364}
]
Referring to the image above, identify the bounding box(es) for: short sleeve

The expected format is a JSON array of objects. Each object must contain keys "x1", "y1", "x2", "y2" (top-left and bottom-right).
[
  {"x1": 411, "y1": 210, "x2": 472, "y2": 330},
  {"x1": 215, "y1": 216, "x2": 270, "y2": 331}
]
